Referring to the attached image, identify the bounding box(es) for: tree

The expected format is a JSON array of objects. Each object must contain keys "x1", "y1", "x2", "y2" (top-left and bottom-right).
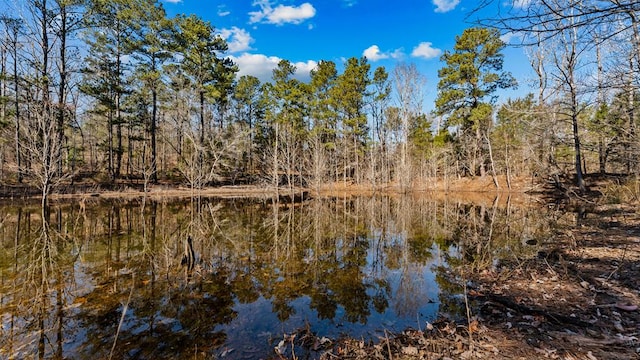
[
  {"x1": 20, "y1": 0, "x2": 66, "y2": 205},
  {"x1": 478, "y1": 0, "x2": 640, "y2": 183},
  {"x1": 171, "y1": 14, "x2": 237, "y2": 189},
  {"x1": 369, "y1": 66, "x2": 391, "y2": 184},
  {"x1": 131, "y1": 0, "x2": 174, "y2": 183},
  {"x1": 25, "y1": 0, "x2": 51, "y2": 195},
  {"x1": 1, "y1": 17, "x2": 23, "y2": 182},
  {"x1": 82, "y1": 0, "x2": 142, "y2": 180},
  {"x1": 261, "y1": 60, "x2": 308, "y2": 190},
  {"x1": 51, "y1": 0, "x2": 84, "y2": 177},
  {"x1": 232, "y1": 75, "x2": 262, "y2": 174},
  {"x1": 544, "y1": 2, "x2": 590, "y2": 191},
  {"x1": 393, "y1": 63, "x2": 426, "y2": 191},
  {"x1": 309, "y1": 60, "x2": 338, "y2": 187},
  {"x1": 332, "y1": 57, "x2": 371, "y2": 184},
  {"x1": 479, "y1": 1, "x2": 640, "y2": 51},
  {"x1": 603, "y1": 89, "x2": 640, "y2": 172},
  {"x1": 435, "y1": 27, "x2": 516, "y2": 177},
  {"x1": 408, "y1": 113, "x2": 435, "y2": 181},
  {"x1": 174, "y1": 14, "x2": 235, "y2": 147},
  {"x1": 495, "y1": 94, "x2": 537, "y2": 188}
]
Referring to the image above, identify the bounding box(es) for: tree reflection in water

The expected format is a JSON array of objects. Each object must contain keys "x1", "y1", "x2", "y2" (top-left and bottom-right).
[{"x1": 0, "y1": 194, "x2": 556, "y2": 359}]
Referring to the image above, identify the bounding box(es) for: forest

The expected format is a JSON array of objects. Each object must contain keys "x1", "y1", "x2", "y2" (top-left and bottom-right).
[
  {"x1": 0, "y1": 0, "x2": 639, "y2": 202},
  {"x1": 3, "y1": 2, "x2": 640, "y2": 359}
]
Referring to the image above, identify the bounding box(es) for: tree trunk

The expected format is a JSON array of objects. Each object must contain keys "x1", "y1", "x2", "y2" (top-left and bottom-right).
[
  {"x1": 199, "y1": 90, "x2": 205, "y2": 146},
  {"x1": 114, "y1": 20, "x2": 123, "y2": 180},
  {"x1": 572, "y1": 108, "x2": 585, "y2": 191},
  {"x1": 151, "y1": 78, "x2": 158, "y2": 183},
  {"x1": 486, "y1": 133, "x2": 499, "y2": 190},
  {"x1": 11, "y1": 29, "x2": 21, "y2": 183},
  {"x1": 56, "y1": 2, "x2": 67, "y2": 178},
  {"x1": 596, "y1": 35, "x2": 606, "y2": 174},
  {"x1": 273, "y1": 121, "x2": 279, "y2": 192},
  {"x1": 627, "y1": 55, "x2": 637, "y2": 175},
  {"x1": 40, "y1": 0, "x2": 54, "y2": 196},
  {"x1": 116, "y1": 117, "x2": 122, "y2": 179}
]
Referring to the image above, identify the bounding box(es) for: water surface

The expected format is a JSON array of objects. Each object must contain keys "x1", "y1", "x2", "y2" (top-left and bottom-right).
[{"x1": 0, "y1": 195, "x2": 551, "y2": 359}]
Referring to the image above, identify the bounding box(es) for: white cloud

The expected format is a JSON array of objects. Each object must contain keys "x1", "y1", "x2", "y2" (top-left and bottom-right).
[
  {"x1": 219, "y1": 27, "x2": 254, "y2": 53},
  {"x1": 363, "y1": 45, "x2": 388, "y2": 61},
  {"x1": 217, "y1": 5, "x2": 230, "y2": 16},
  {"x1": 432, "y1": 0, "x2": 460, "y2": 13},
  {"x1": 500, "y1": 32, "x2": 521, "y2": 44},
  {"x1": 411, "y1": 42, "x2": 442, "y2": 59},
  {"x1": 294, "y1": 60, "x2": 319, "y2": 79},
  {"x1": 249, "y1": 1, "x2": 316, "y2": 25},
  {"x1": 230, "y1": 53, "x2": 318, "y2": 82},
  {"x1": 162, "y1": 0, "x2": 182, "y2": 3},
  {"x1": 513, "y1": 0, "x2": 532, "y2": 8},
  {"x1": 363, "y1": 45, "x2": 404, "y2": 62},
  {"x1": 390, "y1": 49, "x2": 404, "y2": 59}
]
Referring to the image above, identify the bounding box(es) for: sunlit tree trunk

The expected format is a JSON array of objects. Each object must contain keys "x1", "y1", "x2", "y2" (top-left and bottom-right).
[
  {"x1": 625, "y1": 56, "x2": 636, "y2": 175},
  {"x1": 0, "y1": 37, "x2": 5, "y2": 135}
]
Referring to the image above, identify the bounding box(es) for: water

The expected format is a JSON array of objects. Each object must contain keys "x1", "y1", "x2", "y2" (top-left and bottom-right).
[{"x1": 0, "y1": 195, "x2": 551, "y2": 359}]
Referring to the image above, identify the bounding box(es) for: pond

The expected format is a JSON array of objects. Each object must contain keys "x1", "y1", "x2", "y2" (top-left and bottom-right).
[{"x1": 0, "y1": 194, "x2": 555, "y2": 359}]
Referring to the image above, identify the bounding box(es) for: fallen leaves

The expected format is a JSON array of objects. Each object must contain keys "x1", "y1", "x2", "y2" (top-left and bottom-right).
[{"x1": 615, "y1": 302, "x2": 638, "y2": 312}]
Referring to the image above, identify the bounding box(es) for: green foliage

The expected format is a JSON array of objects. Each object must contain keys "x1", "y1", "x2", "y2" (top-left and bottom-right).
[
  {"x1": 372, "y1": 66, "x2": 391, "y2": 103},
  {"x1": 131, "y1": 1, "x2": 175, "y2": 87},
  {"x1": 607, "y1": 90, "x2": 639, "y2": 134},
  {"x1": 174, "y1": 14, "x2": 237, "y2": 100},
  {"x1": 384, "y1": 106, "x2": 401, "y2": 134},
  {"x1": 332, "y1": 57, "x2": 371, "y2": 139},
  {"x1": 309, "y1": 60, "x2": 338, "y2": 147},
  {"x1": 469, "y1": 103, "x2": 493, "y2": 132},
  {"x1": 436, "y1": 27, "x2": 516, "y2": 131},
  {"x1": 496, "y1": 95, "x2": 534, "y2": 129},
  {"x1": 232, "y1": 75, "x2": 263, "y2": 127},
  {"x1": 263, "y1": 59, "x2": 309, "y2": 137},
  {"x1": 435, "y1": 27, "x2": 515, "y2": 177},
  {"x1": 0, "y1": 88, "x2": 10, "y2": 128},
  {"x1": 433, "y1": 129, "x2": 453, "y2": 147},
  {"x1": 408, "y1": 113, "x2": 433, "y2": 157},
  {"x1": 370, "y1": 66, "x2": 391, "y2": 144},
  {"x1": 494, "y1": 95, "x2": 535, "y2": 146}
]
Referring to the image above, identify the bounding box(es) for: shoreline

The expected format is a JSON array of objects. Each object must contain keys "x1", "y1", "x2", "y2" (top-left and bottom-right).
[{"x1": 0, "y1": 175, "x2": 541, "y2": 202}]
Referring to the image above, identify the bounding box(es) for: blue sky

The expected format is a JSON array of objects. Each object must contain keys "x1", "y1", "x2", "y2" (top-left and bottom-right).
[{"x1": 160, "y1": 0, "x2": 532, "y2": 111}]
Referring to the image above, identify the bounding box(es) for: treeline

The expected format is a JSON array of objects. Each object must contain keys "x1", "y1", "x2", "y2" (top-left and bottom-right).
[{"x1": 0, "y1": 0, "x2": 639, "y2": 200}]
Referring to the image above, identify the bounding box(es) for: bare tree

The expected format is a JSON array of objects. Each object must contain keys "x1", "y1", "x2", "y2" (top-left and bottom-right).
[
  {"x1": 393, "y1": 63, "x2": 426, "y2": 191},
  {"x1": 547, "y1": 3, "x2": 589, "y2": 191},
  {"x1": 20, "y1": 0, "x2": 66, "y2": 205}
]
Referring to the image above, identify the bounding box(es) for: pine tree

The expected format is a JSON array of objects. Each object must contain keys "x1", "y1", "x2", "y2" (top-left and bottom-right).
[
  {"x1": 130, "y1": 1, "x2": 174, "y2": 182},
  {"x1": 436, "y1": 27, "x2": 516, "y2": 177},
  {"x1": 332, "y1": 57, "x2": 371, "y2": 184}
]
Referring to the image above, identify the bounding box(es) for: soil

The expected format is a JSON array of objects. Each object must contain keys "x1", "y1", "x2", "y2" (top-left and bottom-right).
[{"x1": 3, "y1": 174, "x2": 640, "y2": 359}]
